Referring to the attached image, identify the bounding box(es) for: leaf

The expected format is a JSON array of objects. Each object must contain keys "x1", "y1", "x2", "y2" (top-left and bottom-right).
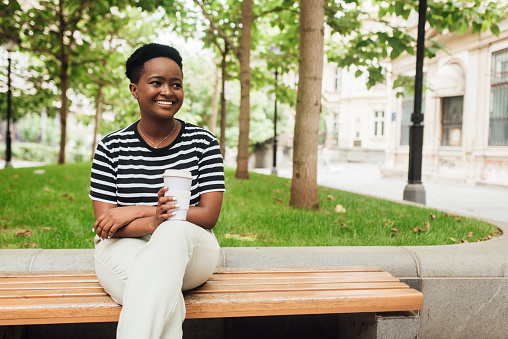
[
  {"x1": 272, "y1": 212, "x2": 281, "y2": 218},
  {"x1": 43, "y1": 187, "x2": 51, "y2": 192},
  {"x1": 272, "y1": 189, "x2": 280, "y2": 193},
  {"x1": 21, "y1": 242, "x2": 38, "y2": 248},
  {"x1": 450, "y1": 237, "x2": 456, "y2": 242},
  {"x1": 327, "y1": 195, "x2": 336, "y2": 201},
  {"x1": 430, "y1": 213, "x2": 436, "y2": 219},
  {"x1": 391, "y1": 228, "x2": 399, "y2": 233},
  {"x1": 491, "y1": 24, "x2": 500, "y2": 37},
  {"x1": 272, "y1": 196, "x2": 283, "y2": 203},
  {"x1": 467, "y1": 232, "x2": 473, "y2": 238},
  {"x1": 425, "y1": 220, "x2": 431, "y2": 230},
  {"x1": 16, "y1": 230, "x2": 32, "y2": 237},
  {"x1": 413, "y1": 226, "x2": 424, "y2": 233},
  {"x1": 340, "y1": 222, "x2": 350, "y2": 228},
  {"x1": 334, "y1": 205, "x2": 346, "y2": 213},
  {"x1": 224, "y1": 234, "x2": 257, "y2": 241},
  {"x1": 460, "y1": 239, "x2": 468, "y2": 244}
]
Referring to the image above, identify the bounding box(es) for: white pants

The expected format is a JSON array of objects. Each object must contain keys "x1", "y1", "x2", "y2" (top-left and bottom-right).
[{"x1": 94, "y1": 220, "x2": 220, "y2": 339}]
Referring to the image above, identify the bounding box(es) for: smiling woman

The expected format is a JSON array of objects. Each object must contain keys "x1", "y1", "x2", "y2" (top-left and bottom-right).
[{"x1": 89, "y1": 43, "x2": 225, "y2": 339}]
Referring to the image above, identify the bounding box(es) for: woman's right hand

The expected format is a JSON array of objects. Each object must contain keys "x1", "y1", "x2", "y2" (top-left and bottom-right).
[{"x1": 152, "y1": 186, "x2": 179, "y2": 230}]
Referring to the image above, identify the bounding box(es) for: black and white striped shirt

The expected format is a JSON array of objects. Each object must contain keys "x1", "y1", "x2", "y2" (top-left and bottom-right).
[{"x1": 89, "y1": 120, "x2": 225, "y2": 207}]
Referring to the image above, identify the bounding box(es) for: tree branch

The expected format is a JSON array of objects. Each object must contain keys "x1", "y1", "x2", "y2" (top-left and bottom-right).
[{"x1": 193, "y1": 0, "x2": 240, "y2": 58}]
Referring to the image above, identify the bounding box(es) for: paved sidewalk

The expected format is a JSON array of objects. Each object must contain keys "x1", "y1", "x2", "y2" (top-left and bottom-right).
[{"x1": 264, "y1": 162, "x2": 508, "y2": 224}]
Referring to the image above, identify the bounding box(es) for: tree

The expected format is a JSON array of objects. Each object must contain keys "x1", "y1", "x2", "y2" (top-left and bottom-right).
[
  {"x1": 289, "y1": 0, "x2": 324, "y2": 209},
  {"x1": 16, "y1": 0, "x2": 130, "y2": 164},
  {"x1": 76, "y1": 6, "x2": 158, "y2": 159}
]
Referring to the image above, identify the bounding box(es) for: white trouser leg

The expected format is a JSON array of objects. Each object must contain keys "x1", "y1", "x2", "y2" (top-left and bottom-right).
[{"x1": 94, "y1": 221, "x2": 220, "y2": 339}]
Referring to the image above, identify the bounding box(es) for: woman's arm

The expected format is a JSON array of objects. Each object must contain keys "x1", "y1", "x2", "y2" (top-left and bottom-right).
[
  {"x1": 155, "y1": 187, "x2": 223, "y2": 229},
  {"x1": 186, "y1": 191, "x2": 223, "y2": 229},
  {"x1": 93, "y1": 189, "x2": 223, "y2": 239},
  {"x1": 92, "y1": 201, "x2": 160, "y2": 239}
]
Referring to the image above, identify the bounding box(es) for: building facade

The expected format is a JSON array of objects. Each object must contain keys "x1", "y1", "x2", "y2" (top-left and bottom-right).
[{"x1": 382, "y1": 20, "x2": 508, "y2": 187}]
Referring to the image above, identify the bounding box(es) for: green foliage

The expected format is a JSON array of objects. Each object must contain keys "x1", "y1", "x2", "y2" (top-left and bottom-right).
[
  {"x1": 0, "y1": 164, "x2": 498, "y2": 248},
  {"x1": 327, "y1": 0, "x2": 508, "y2": 89},
  {"x1": 0, "y1": 142, "x2": 88, "y2": 164}
]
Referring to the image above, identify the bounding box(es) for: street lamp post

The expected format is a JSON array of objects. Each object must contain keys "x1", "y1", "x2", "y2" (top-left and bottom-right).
[
  {"x1": 271, "y1": 68, "x2": 278, "y2": 175},
  {"x1": 268, "y1": 44, "x2": 282, "y2": 176},
  {"x1": 3, "y1": 38, "x2": 18, "y2": 169},
  {"x1": 403, "y1": 0, "x2": 427, "y2": 204}
]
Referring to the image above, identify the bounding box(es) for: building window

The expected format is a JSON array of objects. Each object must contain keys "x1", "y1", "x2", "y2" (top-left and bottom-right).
[
  {"x1": 400, "y1": 95, "x2": 413, "y2": 145},
  {"x1": 441, "y1": 96, "x2": 464, "y2": 146},
  {"x1": 374, "y1": 111, "x2": 385, "y2": 136},
  {"x1": 334, "y1": 68, "x2": 342, "y2": 93},
  {"x1": 489, "y1": 48, "x2": 508, "y2": 146}
]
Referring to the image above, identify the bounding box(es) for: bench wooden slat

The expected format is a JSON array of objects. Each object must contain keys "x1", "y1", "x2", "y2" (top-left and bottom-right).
[
  {"x1": 0, "y1": 282, "x2": 409, "y2": 298},
  {"x1": 185, "y1": 281, "x2": 410, "y2": 294},
  {"x1": 0, "y1": 289, "x2": 108, "y2": 299},
  {"x1": 213, "y1": 266, "x2": 384, "y2": 274},
  {"x1": 0, "y1": 267, "x2": 423, "y2": 326},
  {"x1": 184, "y1": 288, "x2": 424, "y2": 318},
  {"x1": 0, "y1": 296, "x2": 121, "y2": 325}
]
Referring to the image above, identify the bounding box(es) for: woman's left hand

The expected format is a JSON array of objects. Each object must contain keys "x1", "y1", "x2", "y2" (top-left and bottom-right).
[{"x1": 151, "y1": 186, "x2": 179, "y2": 231}]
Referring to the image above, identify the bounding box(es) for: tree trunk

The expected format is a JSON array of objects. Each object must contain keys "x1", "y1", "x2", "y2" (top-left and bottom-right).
[
  {"x1": 234, "y1": 0, "x2": 253, "y2": 179},
  {"x1": 219, "y1": 46, "x2": 228, "y2": 157},
  {"x1": 210, "y1": 60, "x2": 220, "y2": 135},
  {"x1": 289, "y1": 0, "x2": 324, "y2": 209},
  {"x1": 58, "y1": 58, "x2": 68, "y2": 164},
  {"x1": 91, "y1": 83, "x2": 103, "y2": 161},
  {"x1": 57, "y1": 0, "x2": 68, "y2": 165}
]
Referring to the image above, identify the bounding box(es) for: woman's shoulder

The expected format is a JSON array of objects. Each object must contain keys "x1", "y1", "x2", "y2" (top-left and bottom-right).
[
  {"x1": 100, "y1": 122, "x2": 138, "y2": 145},
  {"x1": 180, "y1": 121, "x2": 217, "y2": 141}
]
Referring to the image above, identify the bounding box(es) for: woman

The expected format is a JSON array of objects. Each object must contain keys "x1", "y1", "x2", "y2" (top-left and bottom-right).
[{"x1": 89, "y1": 43, "x2": 225, "y2": 339}]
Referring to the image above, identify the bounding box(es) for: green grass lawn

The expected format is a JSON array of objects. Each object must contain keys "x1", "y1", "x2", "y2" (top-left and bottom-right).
[{"x1": 0, "y1": 162, "x2": 499, "y2": 249}]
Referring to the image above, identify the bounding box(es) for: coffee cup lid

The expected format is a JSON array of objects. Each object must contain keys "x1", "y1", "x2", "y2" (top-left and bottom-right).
[{"x1": 163, "y1": 169, "x2": 193, "y2": 180}]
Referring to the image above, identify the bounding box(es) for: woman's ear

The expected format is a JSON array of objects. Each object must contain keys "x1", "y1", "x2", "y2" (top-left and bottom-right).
[{"x1": 129, "y1": 83, "x2": 138, "y2": 99}]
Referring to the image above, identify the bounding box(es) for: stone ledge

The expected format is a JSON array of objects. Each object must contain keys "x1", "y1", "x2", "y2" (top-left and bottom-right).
[{"x1": 1, "y1": 218, "x2": 506, "y2": 279}]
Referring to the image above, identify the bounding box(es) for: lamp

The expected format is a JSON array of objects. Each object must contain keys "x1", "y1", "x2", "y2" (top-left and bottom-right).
[
  {"x1": 268, "y1": 44, "x2": 282, "y2": 175},
  {"x1": 403, "y1": 0, "x2": 426, "y2": 204},
  {"x1": 3, "y1": 37, "x2": 19, "y2": 168}
]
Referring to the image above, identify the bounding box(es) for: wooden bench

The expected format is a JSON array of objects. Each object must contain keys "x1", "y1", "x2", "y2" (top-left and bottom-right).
[{"x1": 0, "y1": 266, "x2": 423, "y2": 338}]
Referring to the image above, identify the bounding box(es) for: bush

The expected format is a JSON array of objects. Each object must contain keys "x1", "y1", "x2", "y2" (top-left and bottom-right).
[{"x1": 0, "y1": 142, "x2": 89, "y2": 164}]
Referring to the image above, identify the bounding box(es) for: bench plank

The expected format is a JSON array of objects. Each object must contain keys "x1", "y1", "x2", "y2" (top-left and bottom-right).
[{"x1": 0, "y1": 267, "x2": 423, "y2": 326}]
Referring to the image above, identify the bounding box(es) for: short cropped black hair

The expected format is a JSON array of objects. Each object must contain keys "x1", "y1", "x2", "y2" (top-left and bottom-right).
[{"x1": 125, "y1": 43, "x2": 183, "y2": 84}]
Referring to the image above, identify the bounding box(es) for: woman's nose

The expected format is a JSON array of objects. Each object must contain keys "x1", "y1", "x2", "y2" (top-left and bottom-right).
[{"x1": 161, "y1": 84, "x2": 172, "y2": 95}]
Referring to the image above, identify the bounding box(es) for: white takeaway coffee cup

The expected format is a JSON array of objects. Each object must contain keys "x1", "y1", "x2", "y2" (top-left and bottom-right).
[{"x1": 163, "y1": 169, "x2": 193, "y2": 220}]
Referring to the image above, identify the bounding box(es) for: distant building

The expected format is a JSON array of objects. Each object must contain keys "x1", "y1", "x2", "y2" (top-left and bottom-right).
[{"x1": 382, "y1": 20, "x2": 508, "y2": 187}]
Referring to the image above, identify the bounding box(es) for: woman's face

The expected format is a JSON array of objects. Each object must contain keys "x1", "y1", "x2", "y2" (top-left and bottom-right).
[{"x1": 129, "y1": 57, "x2": 184, "y2": 122}]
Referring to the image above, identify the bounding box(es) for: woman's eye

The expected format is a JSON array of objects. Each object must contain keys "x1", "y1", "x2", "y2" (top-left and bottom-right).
[
  {"x1": 151, "y1": 81, "x2": 161, "y2": 86},
  {"x1": 172, "y1": 83, "x2": 182, "y2": 89}
]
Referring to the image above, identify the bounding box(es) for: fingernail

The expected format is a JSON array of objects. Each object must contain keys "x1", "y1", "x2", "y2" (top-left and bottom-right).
[
  {"x1": 174, "y1": 204, "x2": 180, "y2": 208},
  {"x1": 92, "y1": 228, "x2": 95, "y2": 232},
  {"x1": 107, "y1": 236, "x2": 111, "y2": 239},
  {"x1": 172, "y1": 197, "x2": 178, "y2": 201},
  {"x1": 164, "y1": 186, "x2": 168, "y2": 189},
  {"x1": 172, "y1": 212, "x2": 176, "y2": 216}
]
